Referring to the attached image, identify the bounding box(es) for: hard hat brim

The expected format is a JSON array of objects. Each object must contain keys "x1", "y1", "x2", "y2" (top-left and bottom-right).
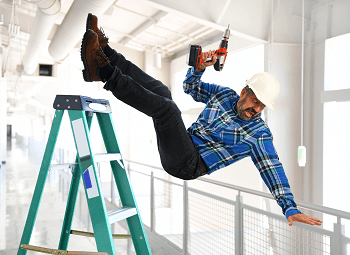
[
  {"x1": 254, "y1": 91, "x2": 274, "y2": 111},
  {"x1": 246, "y1": 72, "x2": 279, "y2": 111}
]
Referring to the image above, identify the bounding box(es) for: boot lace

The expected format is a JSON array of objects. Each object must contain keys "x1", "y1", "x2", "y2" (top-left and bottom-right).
[
  {"x1": 94, "y1": 48, "x2": 109, "y2": 67},
  {"x1": 97, "y1": 27, "x2": 109, "y2": 45}
]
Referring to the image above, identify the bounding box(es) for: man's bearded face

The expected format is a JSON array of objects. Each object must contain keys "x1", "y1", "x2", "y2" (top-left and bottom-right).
[{"x1": 236, "y1": 89, "x2": 265, "y2": 121}]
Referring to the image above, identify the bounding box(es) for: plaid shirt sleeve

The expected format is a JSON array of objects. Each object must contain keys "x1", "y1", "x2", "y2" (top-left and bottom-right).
[
  {"x1": 183, "y1": 67, "x2": 225, "y2": 103},
  {"x1": 250, "y1": 133, "x2": 303, "y2": 218}
]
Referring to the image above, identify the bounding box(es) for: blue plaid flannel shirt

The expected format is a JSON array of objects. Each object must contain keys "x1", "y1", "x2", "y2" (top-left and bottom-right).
[{"x1": 183, "y1": 67, "x2": 302, "y2": 218}]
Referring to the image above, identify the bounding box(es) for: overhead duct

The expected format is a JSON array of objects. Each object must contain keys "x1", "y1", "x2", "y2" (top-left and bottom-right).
[
  {"x1": 48, "y1": 0, "x2": 115, "y2": 61},
  {"x1": 22, "y1": 0, "x2": 61, "y2": 75}
]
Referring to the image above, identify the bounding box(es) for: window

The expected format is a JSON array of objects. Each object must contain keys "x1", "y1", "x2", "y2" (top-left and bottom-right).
[
  {"x1": 323, "y1": 33, "x2": 350, "y2": 214},
  {"x1": 324, "y1": 33, "x2": 350, "y2": 91},
  {"x1": 323, "y1": 101, "x2": 350, "y2": 212},
  {"x1": 39, "y1": 64, "x2": 53, "y2": 76}
]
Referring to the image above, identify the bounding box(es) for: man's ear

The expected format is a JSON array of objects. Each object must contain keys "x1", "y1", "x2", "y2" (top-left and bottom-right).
[{"x1": 240, "y1": 87, "x2": 247, "y2": 98}]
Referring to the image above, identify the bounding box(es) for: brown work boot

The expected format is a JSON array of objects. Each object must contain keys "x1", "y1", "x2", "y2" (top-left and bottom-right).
[
  {"x1": 86, "y1": 13, "x2": 109, "y2": 48},
  {"x1": 81, "y1": 29, "x2": 110, "y2": 82}
]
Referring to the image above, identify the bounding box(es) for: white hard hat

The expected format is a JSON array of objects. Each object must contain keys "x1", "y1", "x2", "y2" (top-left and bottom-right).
[{"x1": 246, "y1": 72, "x2": 280, "y2": 110}]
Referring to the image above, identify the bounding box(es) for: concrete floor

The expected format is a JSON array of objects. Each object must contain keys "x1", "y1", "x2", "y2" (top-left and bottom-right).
[{"x1": 0, "y1": 138, "x2": 135, "y2": 255}]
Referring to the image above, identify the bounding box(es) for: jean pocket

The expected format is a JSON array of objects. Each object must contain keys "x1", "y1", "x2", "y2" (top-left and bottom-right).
[{"x1": 179, "y1": 169, "x2": 195, "y2": 180}]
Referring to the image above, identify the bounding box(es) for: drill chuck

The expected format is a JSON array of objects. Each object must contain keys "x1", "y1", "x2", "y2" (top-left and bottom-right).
[{"x1": 223, "y1": 24, "x2": 230, "y2": 39}]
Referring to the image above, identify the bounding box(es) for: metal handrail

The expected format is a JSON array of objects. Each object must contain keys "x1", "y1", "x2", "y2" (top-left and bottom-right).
[
  {"x1": 130, "y1": 168, "x2": 183, "y2": 187},
  {"x1": 124, "y1": 159, "x2": 350, "y2": 220}
]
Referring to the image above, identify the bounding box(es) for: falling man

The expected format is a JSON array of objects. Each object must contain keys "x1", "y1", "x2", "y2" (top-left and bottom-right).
[{"x1": 80, "y1": 13, "x2": 322, "y2": 227}]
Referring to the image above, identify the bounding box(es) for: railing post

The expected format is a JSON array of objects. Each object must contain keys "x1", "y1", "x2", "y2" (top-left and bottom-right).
[
  {"x1": 111, "y1": 170, "x2": 115, "y2": 204},
  {"x1": 127, "y1": 163, "x2": 132, "y2": 255},
  {"x1": 183, "y1": 181, "x2": 189, "y2": 255},
  {"x1": 235, "y1": 193, "x2": 243, "y2": 255},
  {"x1": 332, "y1": 217, "x2": 346, "y2": 255},
  {"x1": 150, "y1": 171, "x2": 155, "y2": 232}
]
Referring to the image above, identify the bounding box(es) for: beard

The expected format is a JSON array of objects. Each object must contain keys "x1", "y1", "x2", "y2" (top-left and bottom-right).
[{"x1": 236, "y1": 98, "x2": 258, "y2": 121}]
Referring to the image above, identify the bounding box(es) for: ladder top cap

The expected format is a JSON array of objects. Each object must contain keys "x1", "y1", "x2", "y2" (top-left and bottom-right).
[{"x1": 53, "y1": 95, "x2": 112, "y2": 113}]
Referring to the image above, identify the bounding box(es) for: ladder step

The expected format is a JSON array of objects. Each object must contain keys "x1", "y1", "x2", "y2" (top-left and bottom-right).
[
  {"x1": 94, "y1": 153, "x2": 122, "y2": 163},
  {"x1": 49, "y1": 153, "x2": 123, "y2": 171},
  {"x1": 50, "y1": 163, "x2": 77, "y2": 171},
  {"x1": 20, "y1": 244, "x2": 108, "y2": 254},
  {"x1": 71, "y1": 230, "x2": 131, "y2": 239},
  {"x1": 108, "y1": 207, "x2": 138, "y2": 224}
]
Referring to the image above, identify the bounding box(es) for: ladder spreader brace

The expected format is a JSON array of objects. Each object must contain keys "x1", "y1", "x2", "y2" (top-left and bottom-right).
[{"x1": 17, "y1": 95, "x2": 152, "y2": 255}]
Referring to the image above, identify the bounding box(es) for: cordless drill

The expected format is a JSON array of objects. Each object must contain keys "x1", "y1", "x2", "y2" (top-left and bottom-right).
[{"x1": 186, "y1": 25, "x2": 230, "y2": 71}]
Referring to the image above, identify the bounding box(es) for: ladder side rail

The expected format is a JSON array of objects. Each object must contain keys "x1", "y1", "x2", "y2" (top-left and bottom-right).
[
  {"x1": 68, "y1": 110, "x2": 116, "y2": 255},
  {"x1": 96, "y1": 113, "x2": 134, "y2": 207},
  {"x1": 58, "y1": 113, "x2": 94, "y2": 250},
  {"x1": 96, "y1": 112, "x2": 152, "y2": 255},
  {"x1": 18, "y1": 110, "x2": 65, "y2": 255}
]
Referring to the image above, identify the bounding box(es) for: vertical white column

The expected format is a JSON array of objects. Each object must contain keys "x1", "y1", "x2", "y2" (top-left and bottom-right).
[
  {"x1": 144, "y1": 48, "x2": 154, "y2": 77},
  {"x1": 183, "y1": 181, "x2": 189, "y2": 255},
  {"x1": 0, "y1": 47, "x2": 7, "y2": 163},
  {"x1": 0, "y1": 46, "x2": 6, "y2": 249},
  {"x1": 235, "y1": 194, "x2": 243, "y2": 255}
]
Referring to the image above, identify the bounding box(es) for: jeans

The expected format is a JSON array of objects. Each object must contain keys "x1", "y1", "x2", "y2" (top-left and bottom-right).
[{"x1": 103, "y1": 50, "x2": 208, "y2": 180}]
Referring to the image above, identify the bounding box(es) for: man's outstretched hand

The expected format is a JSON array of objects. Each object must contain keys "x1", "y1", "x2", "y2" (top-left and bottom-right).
[{"x1": 287, "y1": 214, "x2": 323, "y2": 226}]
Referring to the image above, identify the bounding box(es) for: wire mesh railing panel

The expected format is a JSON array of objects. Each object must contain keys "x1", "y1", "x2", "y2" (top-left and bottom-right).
[
  {"x1": 154, "y1": 178, "x2": 183, "y2": 249},
  {"x1": 97, "y1": 162, "x2": 118, "y2": 203},
  {"x1": 188, "y1": 190, "x2": 235, "y2": 255},
  {"x1": 100, "y1": 181, "x2": 112, "y2": 200},
  {"x1": 123, "y1": 161, "x2": 350, "y2": 254},
  {"x1": 129, "y1": 171, "x2": 151, "y2": 227},
  {"x1": 243, "y1": 208, "x2": 331, "y2": 255},
  {"x1": 110, "y1": 180, "x2": 121, "y2": 204},
  {"x1": 243, "y1": 208, "x2": 275, "y2": 254}
]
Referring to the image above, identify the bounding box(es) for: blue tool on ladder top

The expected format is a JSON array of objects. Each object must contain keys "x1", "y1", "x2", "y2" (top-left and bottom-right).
[{"x1": 17, "y1": 95, "x2": 152, "y2": 255}]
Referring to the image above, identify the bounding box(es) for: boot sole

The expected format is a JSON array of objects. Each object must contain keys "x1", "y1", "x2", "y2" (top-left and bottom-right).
[
  {"x1": 86, "y1": 13, "x2": 92, "y2": 30},
  {"x1": 85, "y1": 13, "x2": 108, "y2": 48},
  {"x1": 81, "y1": 29, "x2": 93, "y2": 82}
]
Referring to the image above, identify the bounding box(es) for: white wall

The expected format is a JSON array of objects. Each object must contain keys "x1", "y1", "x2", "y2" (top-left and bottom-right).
[
  {"x1": 0, "y1": 47, "x2": 6, "y2": 162},
  {"x1": 267, "y1": 44, "x2": 303, "y2": 212},
  {"x1": 0, "y1": 81, "x2": 6, "y2": 162}
]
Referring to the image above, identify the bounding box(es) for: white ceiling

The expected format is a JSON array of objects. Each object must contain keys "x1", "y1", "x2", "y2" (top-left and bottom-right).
[
  {"x1": 0, "y1": 0, "x2": 285, "y2": 73},
  {"x1": 0, "y1": 0, "x2": 309, "y2": 118},
  {"x1": 0, "y1": 0, "x2": 310, "y2": 74}
]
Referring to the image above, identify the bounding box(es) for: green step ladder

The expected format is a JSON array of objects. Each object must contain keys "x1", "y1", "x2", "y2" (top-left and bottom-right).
[{"x1": 18, "y1": 95, "x2": 152, "y2": 255}]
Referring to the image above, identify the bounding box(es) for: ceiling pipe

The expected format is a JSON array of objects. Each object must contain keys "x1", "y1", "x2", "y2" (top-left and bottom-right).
[
  {"x1": 118, "y1": 10, "x2": 167, "y2": 45},
  {"x1": 22, "y1": 0, "x2": 61, "y2": 74},
  {"x1": 48, "y1": 0, "x2": 115, "y2": 61}
]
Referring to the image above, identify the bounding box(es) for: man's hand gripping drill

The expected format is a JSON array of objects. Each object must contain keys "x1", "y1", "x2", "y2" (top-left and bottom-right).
[{"x1": 194, "y1": 50, "x2": 217, "y2": 72}]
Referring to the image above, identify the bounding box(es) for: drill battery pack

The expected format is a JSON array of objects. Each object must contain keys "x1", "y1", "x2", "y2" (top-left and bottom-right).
[{"x1": 186, "y1": 44, "x2": 202, "y2": 68}]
